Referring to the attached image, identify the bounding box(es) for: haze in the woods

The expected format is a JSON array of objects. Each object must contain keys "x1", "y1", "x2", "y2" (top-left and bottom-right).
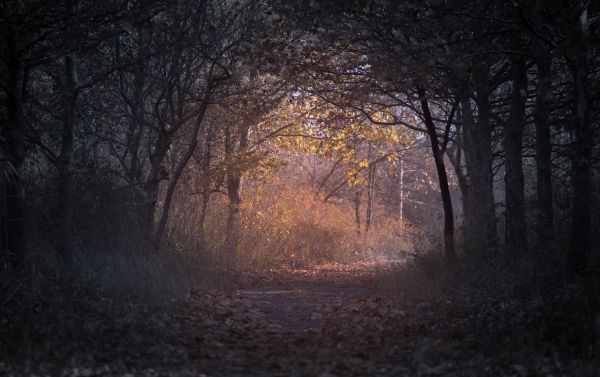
[{"x1": 1, "y1": 0, "x2": 599, "y2": 376}]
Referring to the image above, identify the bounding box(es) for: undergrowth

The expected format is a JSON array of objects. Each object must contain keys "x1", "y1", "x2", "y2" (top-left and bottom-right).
[
  {"x1": 168, "y1": 177, "x2": 422, "y2": 270},
  {"x1": 0, "y1": 175, "x2": 223, "y2": 361},
  {"x1": 378, "y1": 248, "x2": 600, "y2": 363}
]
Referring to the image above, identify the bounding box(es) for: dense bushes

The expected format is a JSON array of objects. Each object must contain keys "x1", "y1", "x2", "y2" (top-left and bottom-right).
[{"x1": 164, "y1": 175, "x2": 427, "y2": 270}]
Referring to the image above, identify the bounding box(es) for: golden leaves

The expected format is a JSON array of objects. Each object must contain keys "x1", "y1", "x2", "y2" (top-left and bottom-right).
[{"x1": 265, "y1": 93, "x2": 416, "y2": 188}]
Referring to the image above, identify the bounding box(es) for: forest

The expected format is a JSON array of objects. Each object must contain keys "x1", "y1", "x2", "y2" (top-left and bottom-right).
[{"x1": 1, "y1": 0, "x2": 599, "y2": 376}]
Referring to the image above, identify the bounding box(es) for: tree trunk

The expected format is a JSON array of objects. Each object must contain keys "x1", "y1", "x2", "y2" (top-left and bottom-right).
[
  {"x1": 224, "y1": 122, "x2": 250, "y2": 261},
  {"x1": 225, "y1": 174, "x2": 242, "y2": 261},
  {"x1": 56, "y1": 0, "x2": 79, "y2": 267},
  {"x1": 398, "y1": 158, "x2": 406, "y2": 229},
  {"x1": 365, "y1": 164, "x2": 376, "y2": 236},
  {"x1": 418, "y1": 87, "x2": 455, "y2": 263},
  {"x1": 197, "y1": 131, "x2": 214, "y2": 245},
  {"x1": 532, "y1": 0, "x2": 554, "y2": 251},
  {"x1": 457, "y1": 99, "x2": 477, "y2": 249},
  {"x1": 354, "y1": 189, "x2": 362, "y2": 236},
  {"x1": 446, "y1": 119, "x2": 474, "y2": 250},
  {"x1": 198, "y1": 187, "x2": 211, "y2": 244},
  {"x1": 154, "y1": 100, "x2": 209, "y2": 248},
  {"x1": 143, "y1": 130, "x2": 171, "y2": 240},
  {"x1": 56, "y1": 51, "x2": 78, "y2": 269},
  {"x1": 455, "y1": 164, "x2": 474, "y2": 249},
  {"x1": 504, "y1": 52, "x2": 528, "y2": 260},
  {"x1": 126, "y1": 47, "x2": 146, "y2": 184},
  {"x1": 462, "y1": 95, "x2": 498, "y2": 257},
  {"x1": 567, "y1": 0, "x2": 592, "y2": 276},
  {"x1": 533, "y1": 51, "x2": 553, "y2": 250},
  {"x1": 3, "y1": 25, "x2": 26, "y2": 270}
]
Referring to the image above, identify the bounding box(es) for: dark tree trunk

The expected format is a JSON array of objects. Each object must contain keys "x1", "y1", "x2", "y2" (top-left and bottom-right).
[
  {"x1": 504, "y1": 53, "x2": 528, "y2": 260},
  {"x1": 143, "y1": 130, "x2": 172, "y2": 240},
  {"x1": 532, "y1": 0, "x2": 554, "y2": 251},
  {"x1": 456, "y1": 164, "x2": 474, "y2": 249},
  {"x1": 56, "y1": 2, "x2": 79, "y2": 267},
  {"x1": 127, "y1": 49, "x2": 146, "y2": 184},
  {"x1": 365, "y1": 164, "x2": 376, "y2": 236},
  {"x1": 418, "y1": 87, "x2": 455, "y2": 263},
  {"x1": 567, "y1": 0, "x2": 592, "y2": 276},
  {"x1": 225, "y1": 174, "x2": 242, "y2": 260},
  {"x1": 3, "y1": 26, "x2": 26, "y2": 270},
  {"x1": 56, "y1": 52, "x2": 77, "y2": 268},
  {"x1": 197, "y1": 131, "x2": 214, "y2": 245},
  {"x1": 354, "y1": 189, "x2": 362, "y2": 236},
  {"x1": 458, "y1": 100, "x2": 477, "y2": 249},
  {"x1": 0, "y1": 177, "x2": 5, "y2": 263},
  {"x1": 224, "y1": 122, "x2": 249, "y2": 261},
  {"x1": 534, "y1": 48, "x2": 554, "y2": 250},
  {"x1": 198, "y1": 187, "x2": 211, "y2": 244},
  {"x1": 462, "y1": 95, "x2": 498, "y2": 257},
  {"x1": 447, "y1": 119, "x2": 474, "y2": 250},
  {"x1": 154, "y1": 100, "x2": 209, "y2": 248}
]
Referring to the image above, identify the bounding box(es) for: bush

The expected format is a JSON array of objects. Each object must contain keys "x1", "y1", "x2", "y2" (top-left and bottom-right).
[
  {"x1": 238, "y1": 180, "x2": 363, "y2": 268},
  {"x1": 377, "y1": 246, "x2": 600, "y2": 361}
]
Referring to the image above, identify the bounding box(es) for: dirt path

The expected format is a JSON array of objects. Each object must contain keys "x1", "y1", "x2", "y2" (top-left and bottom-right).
[
  {"x1": 4, "y1": 262, "x2": 594, "y2": 377},
  {"x1": 175, "y1": 262, "x2": 594, "y2": 377},
  {"x1": 196, "y1": 262, "x2": 402, "y2": 377},
  {"x1": 237, "y1": 263, "x2": 376, "y2": 332}
]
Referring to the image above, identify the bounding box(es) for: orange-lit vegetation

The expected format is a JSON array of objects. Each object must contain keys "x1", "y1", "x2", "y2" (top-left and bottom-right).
[
  {"x1": 156, "y1": 90, "x2": 434, "y2": 271},
  {"x1": 172, "y1": 173, "x2": 427, "y2": 270}
]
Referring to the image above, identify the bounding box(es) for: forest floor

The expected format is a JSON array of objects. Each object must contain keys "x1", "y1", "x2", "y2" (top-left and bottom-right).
[{"x1": 1, "y1": 261, "x2": 598, "y2": 376}]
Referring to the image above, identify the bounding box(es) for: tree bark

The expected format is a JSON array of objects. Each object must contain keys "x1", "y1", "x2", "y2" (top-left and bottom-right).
[
  {"x1": 56, "y1": 0, "x2": 79, "y2": 268},
  {"x1": 56, "y1": 51, "x2": 77, "y2": 268},
  {"x1": 533, "y1": 45, "x2": 554, "y2": 251},
  {"x1": 457, "y1": 99, "x2": 476, "y2": 249},
  {"x1": 198, "y1": 186, "x2": 211, "y2": 244},
  {"x1": 365, "y1": 163, "x2": 376, "y2": 236},
  {"x1": 504, "y1": 52, "x2": 528, "y2": 260},
  {"x1": 567, "y1": 0, "x2": 592, "y2": 276},
  {"x1": 143, "y1": 128, "x2": 172, "y2": 240},
  {"x1": 354, "y1": 189, "x2": 362, "y2": 236},
  {"x1": 462, "y1": 94, "x2": 498, "y2": 257},
  {"x1": 3, "y1": 24, "x2": 26, "y2": 270},
  {"x1": 197, "y1": 130, "x2": 214, "y2": 245},
  {"x1": 153, "y1": 100, "x2": 209, "y2": 248},
  {"x1": 446, "y1": 119, "x2": 474, "y2": 250},
  {"x1": 225, "y1": 174, "x2": 242, "y2": 261},
  {"x1": 224, "y1": 122, "x2": 250, "y2": 261},
  {"x1": 417, "y1": 87, "x2": 455, "y2": 263},
  {"x1": 529, "y1": 0, "x2": 554, "y2": 252}
]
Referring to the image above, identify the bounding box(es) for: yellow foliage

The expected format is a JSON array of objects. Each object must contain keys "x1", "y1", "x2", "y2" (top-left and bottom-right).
[{"x1": 266, "y1": 93, "x2": 417, "y2": 190}]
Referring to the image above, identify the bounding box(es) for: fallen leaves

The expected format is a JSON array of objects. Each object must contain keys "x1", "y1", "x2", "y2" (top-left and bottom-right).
[{"x1": 1, "y1": 262, "x2": 597, "y2": 376}]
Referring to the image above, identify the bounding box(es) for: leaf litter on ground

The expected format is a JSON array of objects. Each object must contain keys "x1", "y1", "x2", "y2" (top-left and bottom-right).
[{"x1": 1, "y1": 261, "x2": 598, "y2": 376}]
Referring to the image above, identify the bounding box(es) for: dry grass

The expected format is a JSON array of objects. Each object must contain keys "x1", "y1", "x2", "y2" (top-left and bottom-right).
[
  {"x1": 171, "y1": 177, "x2": 429, "y2": 270},
  {"x1": 237, "y1": 181, "x2": 363, "y2": 268},
  {"x1": 19, "y1": 176, "x2": 223, "y2": 306}
]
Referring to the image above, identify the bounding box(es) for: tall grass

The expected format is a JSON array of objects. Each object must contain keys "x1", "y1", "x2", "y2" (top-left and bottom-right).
[
  {"x1": 239, "y1": 181, "x2": 363, "y2": 268},
  {"x1": 0, "y1": 173, "x2": 228, "y2": 359},
  {"x1": 17, "y1": 174, "x2": 220, "y2": 305},
  {"x1": 166, "y1": 176, "x2": 428, "y2": 270}
]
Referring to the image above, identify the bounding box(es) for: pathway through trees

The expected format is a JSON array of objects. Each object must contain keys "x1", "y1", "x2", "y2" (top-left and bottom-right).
[{"x1": 2, "y1": 262, "x2": 595, "y2": 377}]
